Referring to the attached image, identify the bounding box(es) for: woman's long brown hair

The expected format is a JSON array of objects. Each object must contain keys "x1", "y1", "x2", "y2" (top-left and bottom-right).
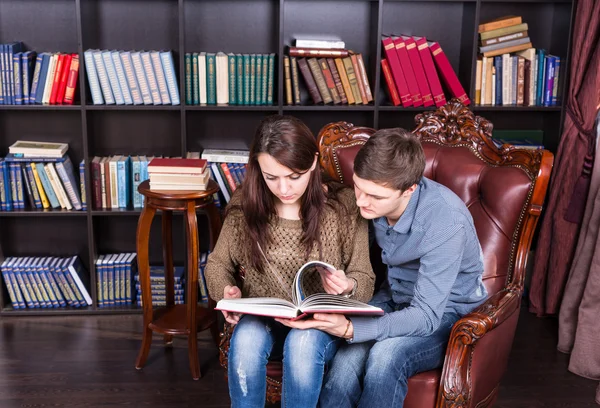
[{"x1": 231, "y1": 115, "x2": 342, "y2": 272}]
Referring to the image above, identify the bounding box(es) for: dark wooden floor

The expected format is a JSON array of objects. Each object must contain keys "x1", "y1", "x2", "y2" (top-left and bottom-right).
[{"x1": 0, "y1": 306, "x2": 597, "y2": 407}]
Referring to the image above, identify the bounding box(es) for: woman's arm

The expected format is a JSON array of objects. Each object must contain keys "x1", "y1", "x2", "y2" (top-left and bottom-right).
[
  {"x1": 343, "y1": 212, "x2": 375, "y2": 303},
  {"x1": 204, "y1": 212, "x2": 242, "y2": 302}
]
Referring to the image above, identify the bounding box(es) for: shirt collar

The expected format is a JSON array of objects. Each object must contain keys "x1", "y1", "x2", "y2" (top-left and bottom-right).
[{"x1": 375, "y1": 180, "x2": 422, "y2": 234}]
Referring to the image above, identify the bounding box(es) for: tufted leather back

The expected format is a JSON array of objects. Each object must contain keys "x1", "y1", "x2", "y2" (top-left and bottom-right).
[{"x1": 317, "y1": 100, "x2": 554, "y2": 296}]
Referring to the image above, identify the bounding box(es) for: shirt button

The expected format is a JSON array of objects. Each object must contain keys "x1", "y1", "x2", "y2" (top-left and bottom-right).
[
  {"x1": 386, "y1": 230, "x2": 391, "y2": 236},
  {"x1": 382, "y1": 251, "x2": 387, "y2": 255}
]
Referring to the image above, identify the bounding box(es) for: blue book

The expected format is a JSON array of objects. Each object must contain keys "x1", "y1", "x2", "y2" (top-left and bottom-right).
[
  {"x1": 14, "y1": 258, "x2": 37, "y2": 308},
  {"x1": 543, "y1": 56, "x2": 556, "y2": 107},
  {"x1": 84, "y1": 49, "x2": 104, "y2": 104},
  {"x1": 0, "y1": 44, "x2": 5, "y2": 104},
  {"x1": 536, "y1": 49, "x2": 546, "y2": 106},
  {"x1": 79, "y1": 159, "x2": 86, "y2": 210},
  {"x1": 13, "y1": 52, "x2": 23, "y2": 105},
  {"x1": 64, "y1": 256, "x2": 92, "y2": 306},
  {"x1": 0, "y1": 159, "x2": 7, "y2": 211},
  {"x1": 102, "y1": 50, "x2": 124, "y2": 105},
  {"x1": 43, "y1": 258, "x2": 66, "y2": 308},
  {"x1": 21, "y1": 51, "x2": 36, "y2": 105},
  {"x1": 7, "y1": 42, "x2": 23, "y2": 104},
  {"x1": 25, "y1": 165, "x2": 42, "y2": 209},
  {"x1": 29, "y1": 52, "x2": 46, "y2": 104},
  {"x1": 1, "y1": 258, "x2": 20, "y2": 308},
  {"x1": 35, "y1": 162, "x2": 60, "y2": 208},
  {"x1": 35, "y1": 53, "x2": 51, "y2": 104},
  {"x1": 160, "y1": 51, "x2": 180, "y2": 105},
  {"x1": 55, "y1": 156, "x2": 83, "y2": 210},
  {"x1": 494, "y1": 56, "x2": 502, "y2": 106},
  {"x1": 111, "y1": 50, "x2": 133, "y2": 105}
]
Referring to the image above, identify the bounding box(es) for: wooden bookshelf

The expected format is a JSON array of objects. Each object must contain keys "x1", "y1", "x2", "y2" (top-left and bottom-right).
[{"x1": 0, "y1": 0, "x2": 574, "y2": 315}]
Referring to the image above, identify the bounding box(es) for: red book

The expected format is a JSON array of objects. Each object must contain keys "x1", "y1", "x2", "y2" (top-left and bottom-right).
[
  {"x1": 429, "y1": 42, "x2": 470, "y2": 105},
  {"x1": 381, "y1": 59, "x2": 401, "y2": 106},
  {"x1": 220, "y1": 163, "x2": 237, "y2": 192},
  {"x1": 403, "y1": 36, "x2": 433, "y2": 107},
  {"x1": 381, "y1": 37, "x2": 412, "y2": 107},
  {"x1": 55, "y1": 54, "x2": 72, "y2": 105},
  {"x1": 415, "y1": 37, "x2": 446, "y2": 107},
  {"x1": 49, "y1": 54, "x2": 65, "y2": 105},
  {"x1": 392, "y1": 37, "x2": 422, "y2": 107},
  {"x1": 148, "y1": 158, "x2": 207, "y2": 174},
  {"x1": 63, "y1": 54, "x2": 79, "y2": 105}
]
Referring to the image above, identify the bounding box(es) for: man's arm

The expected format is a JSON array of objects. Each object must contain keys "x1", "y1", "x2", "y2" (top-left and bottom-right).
[{"x1": 350, "y1": 226, "x2": 466, "y2": 343}]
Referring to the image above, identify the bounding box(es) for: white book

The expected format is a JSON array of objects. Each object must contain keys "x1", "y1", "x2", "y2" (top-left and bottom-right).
[
  {"x1": 295, "y1": 39, "x2": 345, "y2": 49},
  {"x1": 109, "y1": 156, "x2": 121, "y2": 209},
  {"x1": 159, "y1": 51, "x2": 180, "y2": 105},
  {"x1": 198, "y1": 52, "x2": 207, "y2": 104},
  {"x1": 140, "y1": 51, "x2": 161, "y2": 105},
  {"x1": 216, "y1": 52, "x2": 228, "y2": 105},
  {"x1": 216, "y1": 261, "x2": 384, "y2": 319},
  {"x1": 93, "y1": 50, "x2": 115, "y2": 104},
  {"x1": 111, "y1": 51, "x2": 133, "y2": 105},
  {"x1": 99, "y1": 157, "x2": 107, "y2": 209},
  {"x1": 9, "y1": 140, "x2": 68, "y2": 157},
  {"x1": 45, "y1": 163, "x2": 72, "y2": 210},
  {"x1": 121, "y1": 51, "x2": 144, "y2": 105},
  {"x1": 491, "y1": 69, "x2": 496, "y2": 106},
  {"x1": 480, "y1": 56, "x2": 487, "y2": 105},
  {"x1": 502, "y1": 54, "x2": 511, "y2": 106},
  {"x1": 84, "y1": 49, "x2": 104, "y2": 104},
  {"x1": 201, "y1": 148, "x2": 249, "y2": 164},
  {"x1": 131, "y1": 52, "x2": 153, "y2": 105},
  {"x1": 42, "y1": 54, "x2": 57, "y2": 105},
  {"x1": 102, "y1": 50, "x2": 125, "y2": 105},
  {"x1": 151, "y1": 51, "x2": 171, "y2": 105}
]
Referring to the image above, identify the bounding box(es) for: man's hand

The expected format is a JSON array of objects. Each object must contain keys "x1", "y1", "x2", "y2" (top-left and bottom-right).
[
  {"x1": 318, "y1": 268, "x2": 356, "y2": 296},
  {"x1": 275, "y1": 313, "x2": 353, "y2": 339},
  {"x1": 222, "y1": 285, "x2": 242, "y2": 325}
]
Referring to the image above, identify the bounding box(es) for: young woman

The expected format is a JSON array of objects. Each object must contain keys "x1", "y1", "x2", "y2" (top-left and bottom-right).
[{"x1": 204, "y1": 115, "x2": 374, "y2": 408}]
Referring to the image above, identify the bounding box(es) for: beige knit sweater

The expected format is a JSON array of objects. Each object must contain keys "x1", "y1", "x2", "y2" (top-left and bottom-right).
[{"x1": 205, "y1": 187, "x2": 374, "y2": 303}]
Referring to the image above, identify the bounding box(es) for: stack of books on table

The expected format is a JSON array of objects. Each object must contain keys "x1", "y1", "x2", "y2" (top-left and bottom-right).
[{"x1": 148, "y1": 158, "x2": 210, "y2": 191}]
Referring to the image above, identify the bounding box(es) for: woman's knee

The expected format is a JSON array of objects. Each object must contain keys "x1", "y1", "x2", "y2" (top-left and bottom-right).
[{"x1": 229, "y1": 316, "x2": 274, "y2": 364}]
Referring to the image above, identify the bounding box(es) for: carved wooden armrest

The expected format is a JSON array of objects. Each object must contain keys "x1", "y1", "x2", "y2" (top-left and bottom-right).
[
  {"x1": 218, "y1": 322, "x2": 234, "y2": 370},
  {"x1": 436, "y1": 285, "x2": 522, "y2": 407}
]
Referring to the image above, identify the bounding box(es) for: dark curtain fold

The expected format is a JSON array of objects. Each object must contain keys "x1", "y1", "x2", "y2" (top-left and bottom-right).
[{"x1": 529, "y1": 0, "x2": 600, "y2": 316}]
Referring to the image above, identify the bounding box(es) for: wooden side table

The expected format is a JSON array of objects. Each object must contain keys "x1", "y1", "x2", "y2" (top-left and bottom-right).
[{"x1": 134, "y1": 179, "x2": 222, "y2": 380}]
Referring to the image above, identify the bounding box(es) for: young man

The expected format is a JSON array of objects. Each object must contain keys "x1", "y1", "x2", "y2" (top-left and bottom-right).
[{"x1": 277, "y1": 128, "x2": 488, "y2": 407}]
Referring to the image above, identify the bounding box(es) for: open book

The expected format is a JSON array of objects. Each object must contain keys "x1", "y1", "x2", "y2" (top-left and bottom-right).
[{"x1": 215, "y1": 261, "x2": 384, "y2": 319}]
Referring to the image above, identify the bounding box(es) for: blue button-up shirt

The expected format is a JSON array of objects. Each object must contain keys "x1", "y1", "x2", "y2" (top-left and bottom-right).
[{"x1": 351, "y1": 177, "x2": 488, "y2": 343}]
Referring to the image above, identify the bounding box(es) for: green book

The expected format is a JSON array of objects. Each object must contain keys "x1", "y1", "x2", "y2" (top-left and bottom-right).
[
  {"x1": 228, "y1": 53, "x2": 237, "y2": 105},
  {"x1": 184, "y1": 53, "x2": 192, "y2": 105},
  {"x1": 255, "y1": 54, "x2": 262, "y2": 105},
  {"x1": 206, "y1": 53, "x2": 217, "y2": 105},
  {"x1": 236, "y1": 54, "x2": 244, "y2": 106},
  {"x1": 192, "y1": 53, "x2": 199, "y2": 105},
  {"x1": 492, "y1": 129, "x2": 544, "y2": 145},
  {"x1": 267, "y1": 53, "x2": 275, "y2": 105},
  {"x1": 249, "y1": 54, "x2": 256, "y2": 105},
  {"x1": 243, "y1": 54, "x2": 250, "y2": 106},
  {"x1": 261, "y1": 53, "x2": 269, "y2": 106}
]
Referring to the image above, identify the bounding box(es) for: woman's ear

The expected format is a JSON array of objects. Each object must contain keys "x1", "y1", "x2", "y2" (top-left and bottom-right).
[{"x1": 310, "y1": 153, "x2": 319, "y2": 172}]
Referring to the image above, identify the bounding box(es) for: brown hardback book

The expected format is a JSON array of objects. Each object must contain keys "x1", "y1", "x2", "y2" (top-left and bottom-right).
[
  {"x1": 335, "y1": 58, "x2": 355, "y2": 104},
  {"x1": 289, "y1": 47, "x2": 351, "y2": 58},
  {"x1": 523, "y1": 59, "x2": 531, "y2": 106},
  {"x1": 327, "y1": 58, "x2": 348, "y2": 104},
  {"x1": 350, "y1": 54, "x2": 368, "y2": 104},
  {"x1": 318, "y1": 58, "x2": 341, "y2": 104},
  {"x1": 516, "y1": 56, "x2": 525, "y2": 106},
  {"x1": 297, "y1": 58, "x2": 323, "y2": 104},
  {"x1": 290, "y1": 56, "x2": 302, "y2": 105},
  {"x1": 103, "y1": 157, "x2": 111, "y2": 209},
  {"x1": 355, "y1": 54, "x2": 373, "y2": 103},
  {"x1": 343, "y1": 57, "x2": 362, "y2": 104},
  {"x1": 307, "y1": 58, "x2": 333, "y2": 104},
  {"x1": 284, "y1": 56, "x2": 293, "y2": 105},
  {"x1": 478, "y1": 15, "x2": 522, "y2": 33},
  {"x1": 482, "y1": 42, "x2": 532, "y2": 58},
  {"x1": 481, "y1": 30, "x2": 528, "y2": 47}
]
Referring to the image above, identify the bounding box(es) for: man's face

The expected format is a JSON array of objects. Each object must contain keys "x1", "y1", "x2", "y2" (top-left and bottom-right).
[{"x1": 352, "y1": 174, "x2": 413, "y2": 222}]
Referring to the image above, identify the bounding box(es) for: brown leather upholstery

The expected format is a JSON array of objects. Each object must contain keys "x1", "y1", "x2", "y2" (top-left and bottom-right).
[{"x1": 218, "y1": 100, "x2": 554, "y2": 407}]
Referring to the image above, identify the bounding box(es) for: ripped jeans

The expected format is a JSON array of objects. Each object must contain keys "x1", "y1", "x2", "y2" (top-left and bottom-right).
[{"x1": 228, "y1": 315, "x2": 340, "y2": 408}]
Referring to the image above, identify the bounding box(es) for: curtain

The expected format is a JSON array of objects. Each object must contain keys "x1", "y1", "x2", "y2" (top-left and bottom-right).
[
  {"x1": 557, "y1": 111, "x2": 600, "y2": 405},
  {"x1": 528, "y1": 0, "x2": 600, "y2": 316}
]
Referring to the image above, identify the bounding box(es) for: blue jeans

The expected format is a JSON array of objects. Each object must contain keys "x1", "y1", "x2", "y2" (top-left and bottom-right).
[
  {"x1": 228, "y1": 315, "x2": 340, "y2": 408},
  {"x1": 319, "y1": 311, "x2": 460, "y2": 408}
]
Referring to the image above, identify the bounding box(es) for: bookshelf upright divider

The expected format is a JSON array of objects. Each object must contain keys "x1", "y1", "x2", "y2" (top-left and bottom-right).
[{"x1": 0, "y1": 0, "x2": 574, "y2": 315}]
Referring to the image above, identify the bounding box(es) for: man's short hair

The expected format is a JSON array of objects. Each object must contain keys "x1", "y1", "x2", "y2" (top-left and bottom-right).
[{"x1": 354, "y1": 128, "x2": 426, "y2": 192}]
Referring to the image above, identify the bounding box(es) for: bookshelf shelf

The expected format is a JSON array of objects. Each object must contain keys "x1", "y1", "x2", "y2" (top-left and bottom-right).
[{"x1": 0, "y1": 0, "x2": 574, "y2": 315}]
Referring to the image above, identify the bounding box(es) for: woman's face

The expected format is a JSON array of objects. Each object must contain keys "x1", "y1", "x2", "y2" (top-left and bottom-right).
[{"x1": 257, "y1": 153, "x2": 317, "y2": 205}]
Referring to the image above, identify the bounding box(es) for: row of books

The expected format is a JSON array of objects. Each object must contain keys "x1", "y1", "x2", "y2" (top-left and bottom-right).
[
  {"x1": 184, "y1": 52, "x2": 276, "y2": 106},
  {"x1": 492, "y1": 129, "x2": 544, "y2": 150},
  {"x1": 84, "y1": 49, "x2": 179, "y2": 106},
  {"x1": 0, "y1": 43, "x2": 80, "y2": 105},
  {"x1": 0, "y1": 256, "x2": 92, "y2": 309},
  {"x1": 285, "y1": 47, "x2": 373, "y2": 106},
  {"x1": 90, "y1": 155, "x2": 150, "y2": 210},
  {"x1": 95, "y1": 253, "x2": 137, "y2": 307},
  {"x1": 200, "y1": 149, "x2": 249, "y2": 205},
  {"x1": 148, "y1": 158, "x2": 211, "y2": 192},
  {"x1": 0, "y1": 155, "x2": 85, "y2": 211},
  {"x1": 381, "y1": 36, "x2": 468, "y2": 108},
  {"x1": 475, "y1": 49, "x2": 560, "y2": 107}
]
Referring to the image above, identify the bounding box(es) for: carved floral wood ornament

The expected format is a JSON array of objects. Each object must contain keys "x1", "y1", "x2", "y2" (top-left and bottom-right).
[{"x1": 218, "y1": 99, "x2": 554, "y2": 408}]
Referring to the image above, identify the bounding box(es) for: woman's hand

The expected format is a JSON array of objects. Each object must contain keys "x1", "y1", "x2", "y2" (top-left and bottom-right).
[
  {"x1": 317, "y1": 268, "x2": 356, "y2": 296},
  {"x1": 275, "y1": 313, "x2": 353, "y2": 339},
  {"x1": 222, "y1": 285, "x2": 242, "y2": 325}
]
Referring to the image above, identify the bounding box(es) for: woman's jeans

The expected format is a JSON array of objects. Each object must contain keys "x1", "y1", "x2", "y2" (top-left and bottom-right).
[{"x1": 228, "y1": 315, "x2": 340, "y2": 408}]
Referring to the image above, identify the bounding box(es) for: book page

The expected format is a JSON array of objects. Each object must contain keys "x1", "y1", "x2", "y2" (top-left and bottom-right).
[
  {"x1": 215, "y1": 297, "x2": 299, "y2": 319},
  {"x1": 299, "y1": 293, "x2": 384, "y2": 316},
  {"x1": 292, "y1": 260, "x2": 337, "y2": 306}
]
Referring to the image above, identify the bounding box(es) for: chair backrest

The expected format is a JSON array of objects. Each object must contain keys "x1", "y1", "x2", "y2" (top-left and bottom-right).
[{"x1": 317, "y1": 100, "x2": 554, "y2": 296}]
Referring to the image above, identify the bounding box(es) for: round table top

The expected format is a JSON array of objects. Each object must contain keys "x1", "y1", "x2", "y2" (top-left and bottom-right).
[{"x1": 137, "y1": 179, "x2": 220, "y2": 200}]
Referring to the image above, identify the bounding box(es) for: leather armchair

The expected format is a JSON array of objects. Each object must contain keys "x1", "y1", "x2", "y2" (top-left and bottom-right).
[{"x1": 218, "y1": 100, "x2": 554, "y2": 407}]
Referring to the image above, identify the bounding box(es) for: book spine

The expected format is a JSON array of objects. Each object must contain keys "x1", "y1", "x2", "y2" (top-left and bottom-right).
[
  {"x1": 56, "y1": 54, "x2": 72, "y2": 105},
  {"x1": 236, "y1": 54, "x2": 244, "y2": 105},
  {"x1": 56, "y1": 159, "x2": 83, "y2": 210},
  {"x1": 355, "y1": 54, "x2": 373, "y2": 103},
  {"x1": 342, "y1": 57, "x2": 362, "y2": 105},
  {"x1": 334, "y1": 58, "x2": 355, "y2": 105},
  {"x1": 393, "y1": 38, "x2": 422, "y2": 106},
  {"x1": 254, "y1": 54, "x2": 262, "y2": 105},
  {"x1": 13, "y1": 53, "x2": 22, "y2": 105},
  {"x1": 267, "y1": 53, "x2": 275, "y2": 106},
  {"x1": 131, "y1": 52, "x2": 153, "y2": 105},
  {"x1": 111, "y1": 51, "x2": 133, "y2": 105},
  {"x1": 79, "y1": 160, "x2": 87, "y2": 210},
  {"x1": 430, "y1": 42, "x2": 470, "y2": 105},
  {"x1": 25, "y1": 165, "x2": 42, "y2": 208},
  {"x1": 84, "y1": 51, "x2": 104, "y2": 104},
  {"x1": 284, "y1": 56, "x2": 293, "y2": 105},
  {"x1": 93, "y1": 51, "x2": 115, "y2": 104},
  {"x1": 416, "y1": 38, "x2": 446, "y2": 107},
  {"x1": 29, "y1": 53, "x2": 44, "y2": 104},
  {"x1": 261, "y1": 53, "x2": 268, "y2": 106},
  {"x1": 327, "y1": 58, "x2": 347, "y2": 104},
  {"x1": 150, "y1": 51, "x2": 171, "y2": 104},
  {"x1": 404, "y1": 38, "x2": 432, "y2": 106},
  {"x1": 289, "y1": 47, "x2": 349, "y2": 58},
  {"x1": 243, "y1": 54, "x2": 250, "y2": 105},
  {"x1": 36, "y1": 163, "x2": 60, "y2": 208},
  {"x1": 249, "y1": 54, "x2": 256, "y2": 105},
  {"x1": 297, "y1": 58, "x2": 322, "y2": 105},
  {"x1": 290, "y1": 56, "x2": 302, "y2": 105},
  {"x1": 318, "y1": 58, "x2": 341, "y2": 104},
  {"x1": 191, "y1": 53, "x2": 199, "y2": 105},
  {"x1": 121, "y1": 52, "x2": 142, "y2": 105},
  {"x1": 140, "y1": 52, "x2": 161, "y2": 105},
  {"x1": 185, "y1": 53, "x2": 192, "y2": 104},
  {"x1": 49, "y1": 54, "x2": 65, "y2": 105},
  {"x1": 482, "y1": 30, "x2": 527, "y2": 47},
  {"x1": 350, "y1": 54, "x2": 368, "y2": 105},
  {"x1": 307, "y1": 58, "x2": 332, "y2": 104},
  {"x1": 478, "y1": 16, "x2": 522, "y2": 33},
  {"x1": 381, "y1": 59, "x2": 401, "y2": 106},
  {"x1": 43, "y1": 54, "x2": 58, "y2": 104},
  {"x1": 206, "y1": 54, "x2": 217, "y2": 105}
]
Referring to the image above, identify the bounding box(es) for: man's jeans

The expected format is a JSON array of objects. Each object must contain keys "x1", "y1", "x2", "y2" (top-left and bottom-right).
[
  {"x1": 319, "y1": 311, "x2": 460, "y2": 408},
  {"x1": 228, "y1": 315, "x2": 340, "y2": 408}
]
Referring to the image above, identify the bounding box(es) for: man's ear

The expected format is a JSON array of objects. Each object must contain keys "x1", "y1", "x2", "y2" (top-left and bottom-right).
[{"x1": 402, "y1": 184, "x2": 418, "y2": 197}]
